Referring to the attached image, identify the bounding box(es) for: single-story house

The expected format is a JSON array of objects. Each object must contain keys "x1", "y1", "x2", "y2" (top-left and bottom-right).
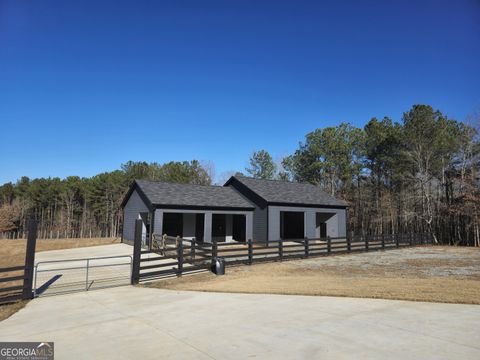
[{"x1": 121, "y1": 176, "x2": 347, "y2": 246}]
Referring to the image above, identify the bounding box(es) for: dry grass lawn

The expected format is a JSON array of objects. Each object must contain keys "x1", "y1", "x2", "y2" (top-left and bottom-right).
[
  {"x1": 0, "y1": 237, "x2": 120, "y2": 269},
  {"x1": 1, "y1": 237, "x2": 120, "y2": 321},
  {"x1": 0, "y1": 301, "x2": 28, "y2": 322},
  {"x1": 0, "y1": 237, "x2": 120, "y2": 321},
  {"x1": 0, "y1": 237, "x2": 120, "y2": 306},
  {"x1": 148, "y1": 246, "x2": 480, "y2": 304}
]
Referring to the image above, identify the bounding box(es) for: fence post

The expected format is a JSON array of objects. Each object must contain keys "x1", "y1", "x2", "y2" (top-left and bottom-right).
[
  {"x1": 381, "y1": 233, "x2": 385, "y2": 249},
  {"x1": 162, "y1": 234, "x2": 167, "y2": 253},
  {"x1": 347, "y1": 235, "x2": 351, "y2": 252},
  {"x1": 395, "y1": 233, "x2": 399, "y2": 248},
  {"x1": 85, "y1": 259, "x2": 90, "y2": 291},
  {"x1": 279, "y1": 239, "x2": 283, "y2": 260},
  {"x1": 327, "y1": 236, "x2": 331, "y2": 254},
  {"x1": 365, "y1": 235, "x2": 369, "y2": 252},
  {"x1": 177, "y1": 236, "x2": 183, "y2": 276},
  {"x1": 248, "y1": 239, "x2": 253, "y2": 264},
  {"x1": 191, "y1": 237, "x2": 196, "y2": 264},
  {"x1": 409, "y1": 232, "x2": 413, "y2": 247},
  {"x1": 304, "y1": 238, "x2": 309, "y2": 257},
  {"x1": 131, "y1": 219, "x2": 142, "y2": 285},
  {"x1": 23, "y1": 219, "x2": 37, "y2": 300},
  {"x1": 212, "y1": 239, "x2": 218, "y2": 259}
]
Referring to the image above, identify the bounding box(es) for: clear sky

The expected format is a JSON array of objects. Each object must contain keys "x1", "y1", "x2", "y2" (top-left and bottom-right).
[{"x1": 1, "y1": 0, "x2": 479, "y2": 184}]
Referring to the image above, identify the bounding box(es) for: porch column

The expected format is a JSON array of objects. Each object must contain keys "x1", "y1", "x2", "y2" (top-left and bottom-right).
[
  {"x1": 204, "y1": 212, "x2": 212, "y2": 243},
  {"x1": 246, "y1": 212, "x2": 253, "y2": 241},
  {"x1": 337, "y1": 210, "x2": 346, "y2": 237},
  {"x1": 305, "y1": 210, "x2": 316, "y2": 239},
  {"x1": 154, "y1": 210, "x2": 163, "y2": 236}
]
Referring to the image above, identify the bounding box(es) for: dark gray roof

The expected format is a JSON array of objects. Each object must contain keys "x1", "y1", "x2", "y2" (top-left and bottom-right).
[
  {"x1": 134, "y1": 180, "x2": 254, "y2": 209},
  {"x1": 229, "y1": 176, "x2": 347, "y2": 207}
]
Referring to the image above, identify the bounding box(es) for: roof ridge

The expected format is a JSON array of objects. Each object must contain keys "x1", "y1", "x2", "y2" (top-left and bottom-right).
[
  {"x1": 135, "y1": 179, "x2": 225, "y2": 189},
  {"x1": 235, "y1": 175, "x2": 318, "y2": 187},
  {"x1": 131, "y1": 179, "x2": 255, "y2": 208},
  {"x1": 232, "y1": 175, "x2": 346, "y2": 206}
]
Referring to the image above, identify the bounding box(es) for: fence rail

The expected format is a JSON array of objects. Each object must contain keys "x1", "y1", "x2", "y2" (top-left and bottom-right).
[
  {"x1": 135, "y1": 231, "x2": 214, "y2": 281},
  {"x1": 0, "y1": 220, "x2": 37, "y2": 305},
  {"x1": 131, "y1": 220, "x2": 433, "y2": 283},
  {"x1": 34, "y1": 255, "x2": 133, "y2": 297}
]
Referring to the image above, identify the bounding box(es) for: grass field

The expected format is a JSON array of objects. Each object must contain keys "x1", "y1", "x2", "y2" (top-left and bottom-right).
[
  {"x1": 147, "y1": 246, "x2": 480, "y2": 304},
  {"x1": 0, "y1": 301, "x2": 28, "y2": 321},
  {"x1": 0, "y1": 237, "x2": 121, "y2": 268}
]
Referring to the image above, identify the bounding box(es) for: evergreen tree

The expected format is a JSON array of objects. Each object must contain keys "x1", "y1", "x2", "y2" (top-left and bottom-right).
[{"x1": 246, "y1": 150, "x2": 277, "y2": 179}]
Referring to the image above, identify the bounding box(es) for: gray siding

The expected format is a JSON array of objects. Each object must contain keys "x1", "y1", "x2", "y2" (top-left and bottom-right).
[
  {"x1": 122, "y1": 189, "x2": 149, "y2": 242},
  {"x1": 226, "y1": 179, "x2": 267, "y2": 242},
  {"x1": 268, "y1": 205, "x2": 347, "y2": 241},
  {"x1": 253, "y1": 205, "x2": 267, "y2": 242}
]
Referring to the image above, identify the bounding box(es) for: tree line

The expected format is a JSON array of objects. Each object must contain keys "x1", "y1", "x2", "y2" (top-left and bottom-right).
[
  {"x1": 1, "y1": 104, "x2": 478, "y2": 246},
  {"x1": 0, "y1": 160, "x2": 212, "y2": 239},
  {"x1": 245, "y1": 105, "x2": 479, "y2": 246}
]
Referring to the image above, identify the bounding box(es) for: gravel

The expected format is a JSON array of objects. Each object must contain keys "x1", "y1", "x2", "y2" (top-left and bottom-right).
[{"x1": 289, "y1": 247, "x2": 480, "y2": 279}]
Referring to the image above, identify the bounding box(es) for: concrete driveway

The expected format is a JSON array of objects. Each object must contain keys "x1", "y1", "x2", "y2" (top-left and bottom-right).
[
  {"x1": 35, "y1": 243, "x2": 134, "y2": 262},
  {"x1": 1, "y1": 287, "x2": 479, "y2": 359},
  {"x1": 34, "y1": 244, "x2": 134, "y2": 296}
]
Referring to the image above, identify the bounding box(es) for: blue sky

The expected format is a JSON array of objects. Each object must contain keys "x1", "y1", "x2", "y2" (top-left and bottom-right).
[{"x1": 1, "y1": 0, "x2": 479, "y2": 184}]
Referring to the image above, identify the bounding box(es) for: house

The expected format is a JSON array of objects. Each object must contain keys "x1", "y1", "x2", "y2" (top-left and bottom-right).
[{"x1": 121, "y1": 176, "x2": 347, "y2": 246}]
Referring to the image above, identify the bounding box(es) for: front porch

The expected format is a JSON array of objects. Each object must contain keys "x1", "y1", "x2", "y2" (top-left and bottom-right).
[{"x1": 153, "y1": 209, "x2": 253, "y2": 243}]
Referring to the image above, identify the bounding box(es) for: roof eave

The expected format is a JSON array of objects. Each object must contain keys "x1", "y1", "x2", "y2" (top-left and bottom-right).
[
  {"x1": 120, "y1": 180, "x2": 154, "y2": 210},
  {"x1": 267, "y1": 201, "x2": 348, "y2": 209},
  {"x1": 225, "y1": 176, "x2": 269, "y2": 208},
  {"x1": 153, "y1": 204, "x2": 255, "y2": 211}
]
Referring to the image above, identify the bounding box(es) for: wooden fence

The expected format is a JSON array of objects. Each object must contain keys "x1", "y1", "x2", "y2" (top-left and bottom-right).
[
  {"x1": 131, "y1": 220, "x2": 213, "y2": 283},
  {"x1": 0, "y1": 220, "x2": 37, "y2": 305},
  {"x1": 131, "y1": 222, "x2": 433, "y2": 283}
]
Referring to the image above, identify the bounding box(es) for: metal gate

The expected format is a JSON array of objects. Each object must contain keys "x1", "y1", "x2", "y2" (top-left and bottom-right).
[{"x1": 34, "y1": 255, "x2": 132, "y2": 297}]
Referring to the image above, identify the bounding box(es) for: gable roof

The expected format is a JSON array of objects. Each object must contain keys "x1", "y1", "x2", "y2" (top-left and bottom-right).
[
  {"x1": 225, "y1": 176, "x2": 347, "y2": 208},
  {"x1": 121, "y1": 180, "x2": 254, "y2": 210}
]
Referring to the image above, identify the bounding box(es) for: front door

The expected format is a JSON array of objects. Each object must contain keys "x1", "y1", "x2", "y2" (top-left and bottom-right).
[{"x1": 212, "y1": 214, "x2": 226, "y2": 242}]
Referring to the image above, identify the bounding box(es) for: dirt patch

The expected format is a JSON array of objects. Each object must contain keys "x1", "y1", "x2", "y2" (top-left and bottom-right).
[
  {"x1": 147, "y1": 246, "x2": 480, "y2": 304},
  {"x1": 0, "y1": 301, "x2": 28, "y2": 322}
]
